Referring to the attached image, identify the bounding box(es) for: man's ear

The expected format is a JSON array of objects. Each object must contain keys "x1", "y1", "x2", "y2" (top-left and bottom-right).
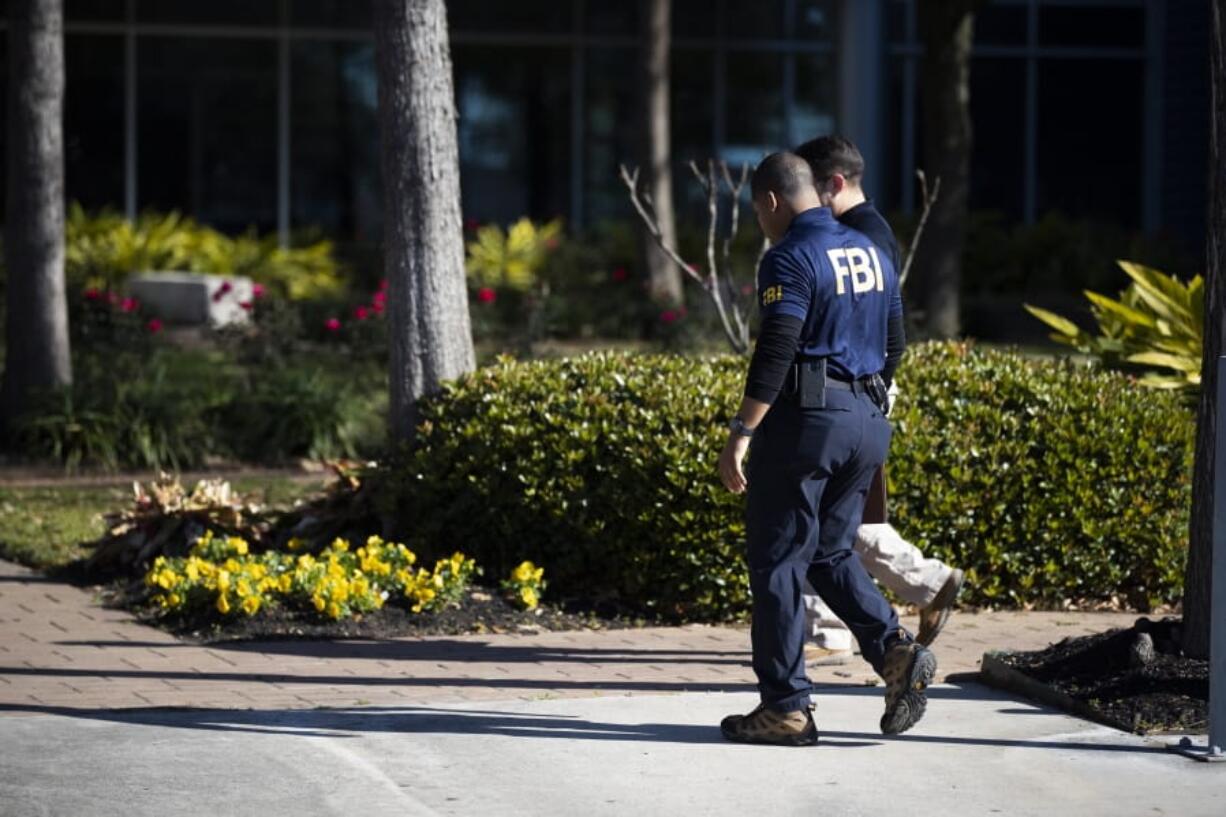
[
  {"x1": 767, "y1": 191, "x2": 780, "y2": 212},
  {"x1": 829, "y1": 173, "x2": 847, "y2": 196}
]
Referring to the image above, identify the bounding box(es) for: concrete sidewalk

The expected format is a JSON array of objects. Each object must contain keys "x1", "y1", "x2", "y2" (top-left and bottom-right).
[{"x1": 2, "y1": 557, "x2": 1220, "y2": 817}]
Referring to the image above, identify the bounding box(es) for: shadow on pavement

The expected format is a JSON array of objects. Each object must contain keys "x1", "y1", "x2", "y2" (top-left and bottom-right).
[
  {"x1": 0, "y1": 701, "x2": 1167, "y2": 755},
  {"x1": 51, "y1": 638, "x2": 755, "y2": 667}
]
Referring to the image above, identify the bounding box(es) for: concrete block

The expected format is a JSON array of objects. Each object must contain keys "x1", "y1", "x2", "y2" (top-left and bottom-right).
[{"x1": 126, "y1": 272, "x2": 253, "y2": 327}]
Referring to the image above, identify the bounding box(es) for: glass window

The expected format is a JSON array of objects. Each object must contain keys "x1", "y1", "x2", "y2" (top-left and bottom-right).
[
  {"x1": 975, "y1": 5, "x2": 1028, "y2": 46},
  {"x1": 587, "y1": 1, "x2": 637, "y2": 36},
  {"x1": 136, "y1": 1, "x2": 277, "y2": 26},
  {"x1": 969, "y1": 57, "x2": 1025, "y2": 219},
  {"x1": 723, "y1": 51, "x2": 786, "y2": 162},
  {"x1": 137, "y1": 37, "x2": 278, "y2": 232},
  {"x1": 66, "y1": 34, "x2": 125, "y2": 211},
  {"x1": 448, "y1": 0, "x2": 572, "y2": 34},
  {"x1": 794, "y1": 0, "x2": 835, "y2": 41},
  {"x1": 1036, "y1": 59, "x2": 1144, "y2": 229},
  {"x1": 585, "y1": 48, "x2": 638, "y2": 224},
  {"x1": 1039, "y1": 5, "x2": 1146, "y2": 49},
  {"x1": 725, "y1": 0, "x2": 786, "y2": 40},
  {"x1": 290, "y1": 41, "x2": 381, "y2": 258},
  {"x1": 65, "y1": 0, "x2": 126, "y2": 22},
  {"x1": 887, "y1": 0, "x2": 911, "y2": 45},
  {"x1": 452, "y1": 45, "x2": 572, "y2": 224},
  {"x1": 674, "y1": 0, "x2": 717, "y2": 38},
  {"x1": 671, "y1": 47, "x2": 715, "y2": 167},
  {"x1": 792, "y1": 52, "x2": 836, "y2": 147},
  {"x1": 291, "y1": 0, "x2": 374, "y2": 29}
]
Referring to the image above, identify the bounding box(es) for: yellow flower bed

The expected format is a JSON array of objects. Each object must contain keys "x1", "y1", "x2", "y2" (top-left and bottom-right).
[
  {"x1": 501, "y1": 560, "x2": 546, "y2": 610},
  {"x1": 145, "y1": 531, "x2": 476, "y2": 620}
]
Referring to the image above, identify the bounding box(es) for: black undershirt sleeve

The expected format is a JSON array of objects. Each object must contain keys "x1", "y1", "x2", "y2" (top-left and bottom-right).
[
  {"x1": 744, "y1": 314, "x2": 804, "y2": 405},
  {"x1": 883, "y1": 311, "x2": 906, "y2": 388}
]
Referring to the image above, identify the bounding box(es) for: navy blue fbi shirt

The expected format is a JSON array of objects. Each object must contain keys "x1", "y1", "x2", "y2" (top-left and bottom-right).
[{"x1": 757, "y1": 206, "x2": 903, "y2": 381}]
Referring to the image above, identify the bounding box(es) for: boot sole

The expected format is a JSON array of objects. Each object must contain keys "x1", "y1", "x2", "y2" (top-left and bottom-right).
[
  {"x1": 880, "y1": 647, "x2": 937, "y2": 735},
  {"x1": 918, "y1": 569, "x2": 965, "y2": 647}
]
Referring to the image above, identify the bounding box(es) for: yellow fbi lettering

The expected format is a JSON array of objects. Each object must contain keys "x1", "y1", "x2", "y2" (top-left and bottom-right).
[
  {"x1": 827, "y1": 246, "x2": 885, "y2": 295},
  {"x1": 761, "y1": 285, "x2": 784, "y2": 306}
]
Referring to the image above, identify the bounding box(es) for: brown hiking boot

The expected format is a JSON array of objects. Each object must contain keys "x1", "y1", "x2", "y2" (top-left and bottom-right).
[
  {"x1": 720, "y1": 703, "x2": 819, "y2": 746},
  {"x1": 880, "y1": 640, "x2": 937, "y2": 735},
  {"x1": 917, "y1": 568, "x2": 965, "y2": 647}
]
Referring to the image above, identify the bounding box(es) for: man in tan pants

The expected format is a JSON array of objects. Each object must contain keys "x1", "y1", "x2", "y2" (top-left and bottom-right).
[
  {"x1": 795, "y1": 135, "x2": 964, "y2": 665},
  {"x1": 804, "y1": 523, "x2": 964, "y2": 663}
]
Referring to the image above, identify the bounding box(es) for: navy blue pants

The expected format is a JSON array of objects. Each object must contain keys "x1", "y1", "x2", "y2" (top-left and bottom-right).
[{"x1": 745, "y1": 388, "x2": 901, "y2": 712}]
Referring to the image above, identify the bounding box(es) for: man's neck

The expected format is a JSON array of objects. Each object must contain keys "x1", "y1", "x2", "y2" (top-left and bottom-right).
[{"x1": 831, "y1": 189, "x2": 868, "y2": 218}]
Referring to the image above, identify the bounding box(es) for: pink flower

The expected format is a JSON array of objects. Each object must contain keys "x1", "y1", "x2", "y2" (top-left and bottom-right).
[
  {"x1": 379, "y1": 278, "x2": 389, "y2": 291},
  {"x1": 477, "y1": 287, "x2": 497, "y2": 304},
  {"x1": 107, "y1": 292, "x2": 120, "y2": 305},
  {"x1": 121, "y1": 297, "x2": 139, "y2": 313},
  {"x1": 252, "y1": 283, "x2": 266, "y2": 299},
  {"x1": 545, "y1": 236, "x2": 560, "y2": 250},
  {"x1": 371, "y1": 300, "x2": 385, "y2": 314},
  {"x1": 354, "y1": 305, "x2": 370, "y2": 321},
  {"x1": 324, "y1": 317, "x2": 341, "y2": 333},
  {"x1": 239, "y1": 301, "x2": 253, "y2": 311},
  {"x1": 659, "y1": 309, "x2": 679, "y2": 324},
  {"x1": 741, "y1": 284, "x2": 755, "y2": 296},
  {"x1": 147, "y1": 318, "x2": 163, "y2": 334},
  {"x1": 212, "y1": 281, "x2": 233, "y2": 303},
  {"x1": 464, "y1": 218, "x2": 480, "y2": 231},
  {"x1": 373, "y1": 290, "x2": 386, "y2": 306},
  {"x1": 83, "y1": 288, "x2": 101, "y2": 301},
  {"x1": 612, "y1": 268, "x2": 628, "y2": 283}
]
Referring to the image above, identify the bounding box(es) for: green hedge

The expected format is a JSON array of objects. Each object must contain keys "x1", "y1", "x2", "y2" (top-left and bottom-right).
[
  {"x1": 392, "y1": 344, "x2": 1193, "y2": 620},
  {"x1": 888, "y1": 342, "x2": 1191, "y2": 611}
]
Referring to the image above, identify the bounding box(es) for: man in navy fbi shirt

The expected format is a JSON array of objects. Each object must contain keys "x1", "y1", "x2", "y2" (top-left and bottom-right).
[
  {"x1": 793, "y1": 135, "x2": 966, "y2": 662},
  {"x1": 717, "y1": 152, "x2": 936, "y2": 746}
]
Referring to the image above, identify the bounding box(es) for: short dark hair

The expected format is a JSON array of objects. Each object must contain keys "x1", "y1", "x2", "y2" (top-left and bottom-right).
[
  {"x1": 794, "y1": 135, "x2": 865, "y2": 184},
  {"x1": 751, "y1": 152, "x2": 815, "y2": 200}
]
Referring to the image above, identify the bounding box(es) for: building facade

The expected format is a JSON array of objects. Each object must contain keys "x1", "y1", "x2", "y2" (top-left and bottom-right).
[{"x1": 0, "y1": 0, "x2": 1208, "y2": 265}]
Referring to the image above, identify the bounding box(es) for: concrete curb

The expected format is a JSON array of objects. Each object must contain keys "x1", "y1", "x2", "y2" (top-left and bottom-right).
[{"x1": 979, "y1": 650, "x2": 1149, "y2": 735}]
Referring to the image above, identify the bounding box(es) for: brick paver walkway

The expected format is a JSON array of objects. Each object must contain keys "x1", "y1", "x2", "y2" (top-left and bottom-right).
[{"x1": 0, "y1": 558, "x2": 1138, "y2": 713}]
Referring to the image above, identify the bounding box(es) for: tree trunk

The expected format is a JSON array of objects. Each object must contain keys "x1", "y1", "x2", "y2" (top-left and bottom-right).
[
  {"x1": 914, "y1": 1, "x2": 978, "y2": 339},
  {"x1": 374, "y1": 0, "x2": 475, "y2": 442},
  {"x1": 1184, "y1": 0, "x2": 1226, "y2": 660},
  {"x1": 0, "y1": 0, "x2": 70, "y2": 434},
  {"x1": 641, "y1": 0, "x2": 683, "y2": 307}
]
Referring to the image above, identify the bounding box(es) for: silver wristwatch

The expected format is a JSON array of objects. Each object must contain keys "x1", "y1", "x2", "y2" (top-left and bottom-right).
[{"x1": 728, "y1": 416, "x2": 756, "y2": 438}]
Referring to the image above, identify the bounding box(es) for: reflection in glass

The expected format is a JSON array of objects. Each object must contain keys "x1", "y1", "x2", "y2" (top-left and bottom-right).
[
  {"x1": 291, "y1": 0, "x2": 374, "y2": 30},
  {"x1": 586, "y1": 48, "x2": 638, "y2": 224},
  {"x1": 1037, "y1": 59, "x2": 1143, "y2": 229},
  {"x1": 725, "y1": 0, "x2": 786, "y2": 40},
  {"x1": 290, "y1": 41, "x2": 381, "y2": 260},
  {"x1": 1040, "y1": 6, "x2": 1146, "y2": 49},
  {"x1": 66, "y1": 34, "x2": 125, "y2": 210},
  {"x1": 452, "y1": 45, "x2": 572, "y2": 224},
  {"x1": 448, "y1": 0, "x2": 571, "y2": 34},
  {"x1": 723, "y1": 51, "x2": 785, "y2": 165},
  {"x1": 135, "y1": 0, "x2": 277, "y2": 26},
  {"x1": 137, "y1": 37, "x2": 277, "y2": 232},
  {"x1": 792, "y1": 53, "x2": 836, "y2": 147},
  {"x1": 969, "y1": 58, "x2": 1025, "y2": 219},
  {"x1": 65, "y1": 0, "x2": 126, "y2": 22}
]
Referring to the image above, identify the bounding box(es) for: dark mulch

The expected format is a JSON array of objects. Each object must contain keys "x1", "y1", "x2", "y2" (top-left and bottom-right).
[
  {"x1": 1000, "y1": 617, "x2": 1208, "y2": 734},
  {"x1": 100, "y1": 581, "x2": 641, "y2": 644}
]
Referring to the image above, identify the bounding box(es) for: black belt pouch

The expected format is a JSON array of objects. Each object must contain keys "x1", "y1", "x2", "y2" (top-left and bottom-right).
[{"x1": 798, "y1": 358, "x2": 827, "y2": 409}]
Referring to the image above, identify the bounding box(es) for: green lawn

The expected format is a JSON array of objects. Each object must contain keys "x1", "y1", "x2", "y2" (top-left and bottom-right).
[{"x1": 0, "y1": 474, "x2": 327, "y2": 571}]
